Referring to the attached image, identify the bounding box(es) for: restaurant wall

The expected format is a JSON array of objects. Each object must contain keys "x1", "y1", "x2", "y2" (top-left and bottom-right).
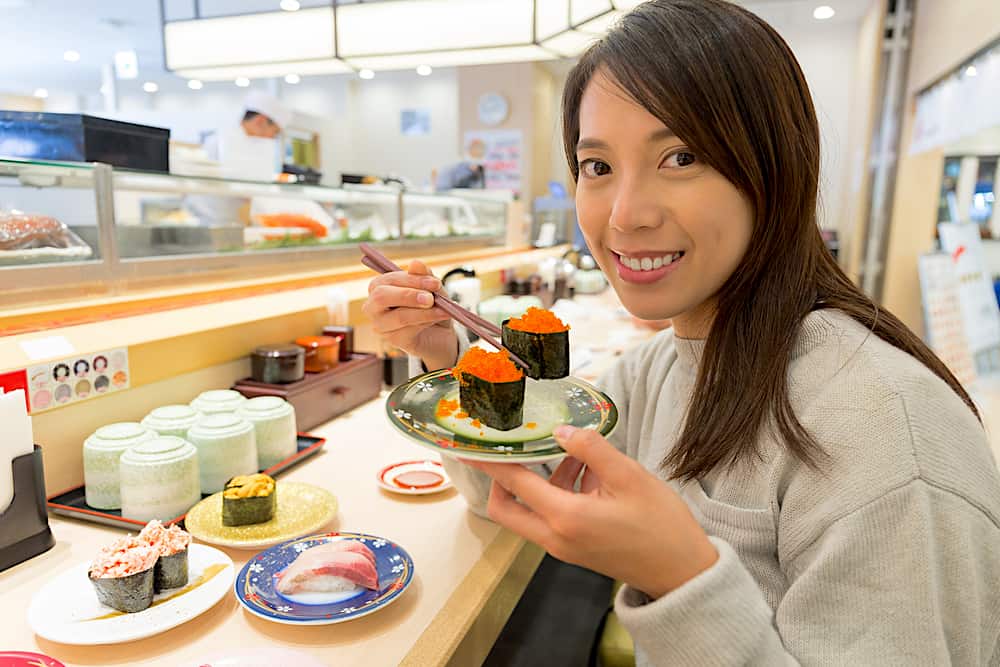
[{"x1": 881, "y1": 0, "x2": 1000, "y2": 336}]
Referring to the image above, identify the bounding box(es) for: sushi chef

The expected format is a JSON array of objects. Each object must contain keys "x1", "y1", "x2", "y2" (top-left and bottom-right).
[{"x1": 185, "y1": 92, "x2": 292, "y2": 224}]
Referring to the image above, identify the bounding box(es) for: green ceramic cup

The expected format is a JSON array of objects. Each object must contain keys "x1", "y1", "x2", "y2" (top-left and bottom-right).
[
  {"x1": 237, "y1": 397, "x2": 297, "y2": 470},
  {"x1": 84, "y1": 422, "x2": 158, "y2": 509},
  {"x1": 120, "y1": 436, "x2": 201, "y2": 522},
  {"x1": 141, "y1": 405, "x2": 202, "y2": 438},
  {"x1": 187, "y1": 413, "x2": 258, "y2": 494}
]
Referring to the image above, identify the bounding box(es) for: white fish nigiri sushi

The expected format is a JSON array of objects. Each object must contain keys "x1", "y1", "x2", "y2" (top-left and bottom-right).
[{"x1": 276, "y1": 541, "x2": 379, "y2": 594}]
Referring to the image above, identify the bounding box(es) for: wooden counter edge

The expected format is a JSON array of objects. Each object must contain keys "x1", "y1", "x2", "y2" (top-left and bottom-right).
[{"x1": 401, "y1": 529, "x2": 545, "y2": 667}]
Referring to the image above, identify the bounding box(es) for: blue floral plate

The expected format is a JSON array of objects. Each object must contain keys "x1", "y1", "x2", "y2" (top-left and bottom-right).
[{"x1": 234, "y1": 532, "x2": 414, "y2": 625}]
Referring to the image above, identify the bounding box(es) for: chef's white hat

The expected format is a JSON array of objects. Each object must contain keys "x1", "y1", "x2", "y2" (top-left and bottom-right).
[{"x1": 244, "y1": 91, "x2": 293, "y2": 130}]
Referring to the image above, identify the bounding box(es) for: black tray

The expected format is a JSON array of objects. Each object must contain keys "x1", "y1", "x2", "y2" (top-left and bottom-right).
[{"x1": 47, "y1": 433, "x2": 326, "y2": 531}]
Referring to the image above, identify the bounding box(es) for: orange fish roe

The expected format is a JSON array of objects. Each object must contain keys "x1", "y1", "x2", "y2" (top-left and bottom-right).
[
  {"x1": 455, "y1": 411, "x2": 469, "y2": 419},
  {"x1": 526, "y1": 422, "x2": 537, "y2": 429},
  {"x1": 452, "y1": 347, "x2": 523, "y2": 383},
  {"x1": 436, "y1": 398, "x2": 460, "y2": 418},
  {"x1": 506, "y1": 307, "x2": 569, "y2": 334},
  {"x1": 471, "y1": 419, "x2": 482, "y2": 428}
]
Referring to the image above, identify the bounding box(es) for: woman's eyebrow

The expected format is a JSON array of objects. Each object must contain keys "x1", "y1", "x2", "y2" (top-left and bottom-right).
[{"x1": 576, "y1": 128, "x2": 678, "y2": 153}]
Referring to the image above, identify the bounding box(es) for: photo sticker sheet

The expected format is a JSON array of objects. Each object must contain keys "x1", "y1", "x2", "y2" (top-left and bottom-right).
[{"x1": 27, "y1": 347, "x2": 129, "y2": 414}]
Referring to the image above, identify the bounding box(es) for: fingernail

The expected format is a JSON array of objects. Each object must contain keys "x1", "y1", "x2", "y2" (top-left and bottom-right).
[
  {"x1": 417, "y1": 292, "x2": 434, "y2": 306},
  {"x1": 422, "y1": 278, "x2": 440, "y2": 291},
  {"x1": 554, "y1": 425, "x2": 576, "y2": 442}
]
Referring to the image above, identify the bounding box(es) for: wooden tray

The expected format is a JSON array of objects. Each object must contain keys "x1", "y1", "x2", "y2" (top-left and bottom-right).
[{"x1": 46, "y1": 433, "x2": 326, "y2": 531}]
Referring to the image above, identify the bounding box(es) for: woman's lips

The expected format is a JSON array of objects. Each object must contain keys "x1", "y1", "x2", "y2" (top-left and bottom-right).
[{"x1": 613, "y1": 251, "x2": 683, "y2": 284}]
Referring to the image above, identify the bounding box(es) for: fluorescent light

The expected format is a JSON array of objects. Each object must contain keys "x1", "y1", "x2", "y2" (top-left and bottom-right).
[
  {"x1": 347, "y1": 45, "x2": 555, "y2": 71},
  {"x1": 416, "y1": 64, "x2": 432, "y2": 76},
  {"x1": 571, "y1": 0, "x2": 613, "y2": 25},
  {"x1": 541, "y1": 30, "x2": 597, "y2": 57},
  {"x1": 165, "y1": 8, "x2": 336, "y2": 70},
  {"x1": 187, "y1": 79, "x2": 203, "y2": 89},
  {"x1": 235, "y1": 77, "x2": 250, "y2": 87},
  {"x1": 33, "y1": 88, "x2": 48, "y2": 99},
  {"x1": 284, "y1": 73, "x2": 301, "y2": 84},
  {"x1": 535, "y1": 0, "x2": 569, "y2": 40},
  {"x1": 337, "y1": 0, "x2": 533, "y2": 56},
  {"x1": 143, "y1": 81, "x2": 159, "y2": 93},
  {"x1": 176, "y1": 59, "x2": 351, "y2": 81},
  {"x1": 359, "y1": 68, "x2": 375, "y2": 80},
  {"x1": 813, "y1": 5, "x2": 835, "y2": 20},
  {"x1": 280, "y1": 0, "x2": 300, "y2": 10},
  {"x1": 965, "y1": 65, "x2": 978, "y2": 77},
  {"x1": 114, "y1": 50, "x2": 139, "y2": 79},
  {"x1": 63, "y1": 49, "x2": 80, "y2": 62}
]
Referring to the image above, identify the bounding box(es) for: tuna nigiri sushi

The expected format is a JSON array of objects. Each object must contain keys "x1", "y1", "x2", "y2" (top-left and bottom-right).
[{"x1": 276, "y1": 541, "x2": 379, "y2": 595}]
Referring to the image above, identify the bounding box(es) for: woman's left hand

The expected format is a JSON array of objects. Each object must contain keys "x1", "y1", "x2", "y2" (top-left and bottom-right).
[{"x1": 464, "y1": 425, "x2": 718, "y2": 599}]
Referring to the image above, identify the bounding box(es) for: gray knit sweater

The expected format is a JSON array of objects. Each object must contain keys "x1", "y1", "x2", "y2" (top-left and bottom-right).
[{"x1": 439, "y1": 310, "x2": 1000, "y2": 665}]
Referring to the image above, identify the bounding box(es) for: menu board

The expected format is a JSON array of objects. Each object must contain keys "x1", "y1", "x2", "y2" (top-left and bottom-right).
[
  {"x1": 918, "y1": 252, "x2": 977, "y2": 386},
  {"x1": 932, "y1": 223, "x2": 1000, "y2": 378},
  {"x1": 463, "y1": 129, "x2": 523, "y2": 195},
  {"x1": 24, "y1": 347, "x2": 130, "y2": 414}
]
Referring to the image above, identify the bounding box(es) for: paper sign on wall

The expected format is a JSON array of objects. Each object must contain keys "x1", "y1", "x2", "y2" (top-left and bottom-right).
[
  {"x1": 463, "y1": 129, "x2": 523, "y2": 196},
  {"x1": 937, "y1": 223, "x2": 1000, "y2": 377},
  {"x1": 24, "y1": 347, "x2": 130, "y2": 414}
]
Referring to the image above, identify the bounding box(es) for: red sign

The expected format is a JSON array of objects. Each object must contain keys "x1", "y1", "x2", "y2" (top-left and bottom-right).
[{"x1": 0, "y1": 369, "x2": 30, "y2": 412}]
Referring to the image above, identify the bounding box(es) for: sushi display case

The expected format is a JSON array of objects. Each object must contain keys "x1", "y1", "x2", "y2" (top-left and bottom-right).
[{"x1": 46, "y1": 433, "x2": 326, "y2": 530}]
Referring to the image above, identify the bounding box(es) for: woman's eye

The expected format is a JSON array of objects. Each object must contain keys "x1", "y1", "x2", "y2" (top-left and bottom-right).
[
  {"x1": 663, "y1": 151, "x2": 697, "y2": 168},
  {"x1": 580, "y1": 159, "x2": 611, "y2": 178}
]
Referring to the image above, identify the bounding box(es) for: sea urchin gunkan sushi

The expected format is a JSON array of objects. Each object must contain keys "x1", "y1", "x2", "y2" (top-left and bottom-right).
[
  {"x1": 453, "y1": 347, "x2": 525, "y2": 431},
  {"x1": 502, "y1": 307, "x2": 570, "y2": 380},
  {"x1": 88, "y1": 536, "x2": 159, "y2": 613}
]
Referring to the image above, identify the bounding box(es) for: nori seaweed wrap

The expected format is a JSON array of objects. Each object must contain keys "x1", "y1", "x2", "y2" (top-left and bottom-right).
[
  {"x1": 222, "y1": 473, "x2": 277, "y2": 526},
  {"x1": 502, "y1": 307, "x2": 570, "y2": 380},
  {"x1": 454, "y1": 347, "x2": 525, "y2": 431},
  {"x1": 137, "y1": 520, "x2": 193, "y2": 591},
  {"x1": 88, "y1": 536, "x2": 159, "y2": 613}
]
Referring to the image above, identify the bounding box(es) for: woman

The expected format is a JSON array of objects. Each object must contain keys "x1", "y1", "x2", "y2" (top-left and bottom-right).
[{"x1": 363, "y1": 1, "x2": 1000, "y2": 663}]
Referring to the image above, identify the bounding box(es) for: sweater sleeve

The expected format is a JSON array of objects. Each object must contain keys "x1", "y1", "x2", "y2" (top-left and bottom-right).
[{"x1": 614, "y1": 479, "x2": 1000, "y2": 666}]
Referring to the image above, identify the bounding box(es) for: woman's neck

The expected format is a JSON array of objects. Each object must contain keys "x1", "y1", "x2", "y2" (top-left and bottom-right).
[{"x1": 670, "y1": 300, "x2": 716, "y2": 340}]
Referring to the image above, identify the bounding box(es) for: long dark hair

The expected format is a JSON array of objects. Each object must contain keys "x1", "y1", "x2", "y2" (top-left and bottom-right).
[{"x1": 562, "y1": 0, "x2": 979, "y2": 480}]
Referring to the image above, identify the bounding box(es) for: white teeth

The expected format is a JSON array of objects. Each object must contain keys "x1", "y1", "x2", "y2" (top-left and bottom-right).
[{"x1": 618, "y1": 251, "x2": 683, "y2": 271}]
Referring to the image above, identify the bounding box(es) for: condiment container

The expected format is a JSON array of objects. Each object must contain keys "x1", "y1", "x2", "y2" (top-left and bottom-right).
[
  {"x1": 141, "y1": 405, "x2": 201, "y2": 438},
  {"x1": 186, "y1": 414, "x2": 258, "y2": 494},
  {"x1": 251, "y1": 345, "x2": 305, "y2": 384},
  {"x1": 321, "y1": 325, "x2": 354, "y2": 362},
  {"x1": 237, "y1": 397, "x2": 297, "y2": 470},
  {"x1": 190, "y1": 389, "x2": 247, "y2": 415},
  {"x1": 119, "y1": 436, "x2": 200, "y2": 522},
  {"x1": 295, "y1": 335, "x2": 340, "y2": 373},
  {"x1": 83, "y1": 423, "x2": 158, "y2": 509}
]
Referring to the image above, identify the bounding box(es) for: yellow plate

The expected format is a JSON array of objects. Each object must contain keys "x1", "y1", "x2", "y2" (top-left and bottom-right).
[{"x1": 184, "y1": 481, "x2": 338, "y2": 550}]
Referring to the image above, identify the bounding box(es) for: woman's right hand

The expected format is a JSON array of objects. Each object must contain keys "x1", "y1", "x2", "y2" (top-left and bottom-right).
[{"x1": 362, "y1": 259, "x2": 459, "y2": 371}]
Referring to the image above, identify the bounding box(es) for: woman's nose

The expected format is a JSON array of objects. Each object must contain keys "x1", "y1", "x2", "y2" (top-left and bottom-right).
[{"x1": 608, "y1": 176, "x2": 664, "y2": 233}]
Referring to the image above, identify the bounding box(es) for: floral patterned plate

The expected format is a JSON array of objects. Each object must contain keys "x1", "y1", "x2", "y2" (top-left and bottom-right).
[
  {"x1": 385, "y1": 369, "x2": 618, "y2": 464},
  {"x1": 234, "y1": 532, "x2": 414, "y2": 625}
]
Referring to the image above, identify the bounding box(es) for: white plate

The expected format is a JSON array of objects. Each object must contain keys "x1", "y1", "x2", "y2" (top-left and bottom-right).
[
  {"x1": 377, "y1": 459, "x2": 452, "y2": 496},
  {"x1": 28, "y1": 544, "x2": 234, "y2": 645}
]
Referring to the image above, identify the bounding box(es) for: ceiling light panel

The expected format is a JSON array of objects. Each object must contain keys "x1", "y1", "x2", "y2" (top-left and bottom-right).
[
  {"x1": 345, "y1": 45, "x2": 555, "y2": 72},
  {"x1": 336, "y1": 0, "x2": 534, "y2": 57},
  {"x1": 571, "y1": 0, "x2": 613, "y2": 25},
  {"x1": 164, "y1": 7, "x2": 335, "y2": 70}
]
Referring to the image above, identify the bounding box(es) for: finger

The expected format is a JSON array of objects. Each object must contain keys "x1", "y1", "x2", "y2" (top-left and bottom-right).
[
  {"x1": 486, "y1": 480, "x2": 556, "y2": 547},
  {"x1": 368, "y1": 270, "x2": 441, "y2": 295},
  {"x1": 374, "y1": 306, "x2": 451, "y2": 335},
  {"x1": 554, "y1": 426, "x2": 632, "y2": 487},
  {"x1": 407, "y1": 259, "x2": 437, "y2": 278},
  {"x1": 368, "y1": 284, "x2": 436, "y2": 312},
  {"x1": 473, "y1": 460, "x2": 576, "y2": 518},
  {"x1": 549, "y1": 456, "x2": 585, "y2": 491},
  {"x1": 580, "y1": 465, "x2": 601, "y2": 494}
]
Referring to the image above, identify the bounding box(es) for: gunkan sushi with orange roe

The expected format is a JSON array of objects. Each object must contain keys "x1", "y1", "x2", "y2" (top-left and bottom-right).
[
  {"x1": 453, "y1": 347, "x2": 525, "y2": 431},
  {"x1": 501, "y1": 307, "x2": 570, "y2": 380}
]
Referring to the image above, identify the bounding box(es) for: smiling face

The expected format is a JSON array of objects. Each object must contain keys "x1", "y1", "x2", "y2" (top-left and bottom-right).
[{"x1": 574, "y1": 71, "x2": 753, "y2": 337}]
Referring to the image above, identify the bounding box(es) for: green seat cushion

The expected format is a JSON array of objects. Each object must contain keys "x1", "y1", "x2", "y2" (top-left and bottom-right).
[{"x1": 597, "y1": 582, "x2": 635, "y2": 667}]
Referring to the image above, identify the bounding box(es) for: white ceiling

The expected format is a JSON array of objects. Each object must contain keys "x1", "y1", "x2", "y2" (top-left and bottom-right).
[{"x1": 0, "y1": 0, "x2": 879, "y2": 99}]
